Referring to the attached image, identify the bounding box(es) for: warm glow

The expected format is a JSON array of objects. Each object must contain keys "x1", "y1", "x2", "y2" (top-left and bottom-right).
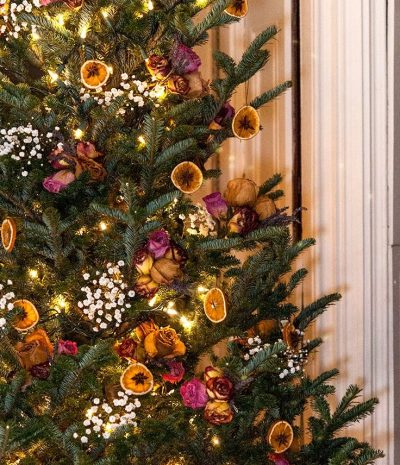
[
  {"x1": 195, "y1": 0, "x2": 208, "y2": 7},
  {"x1": 138, "y1": 135, "x2": 146, "y2": 145},
  {"x1": 73, "y1": 128, "x2": 84, "y2": 139},
  {"x1": 48, "y1": 70, "x2": 59, "y2": 82},
  {"x1": 147, "y1": 0, "x2": 154, "y2": 10},
  {"x1": 211, "y1": 435, "x2": 220, "y2": 446},
  {"x1": 165, "y1": 301, "x2": 178, "y2": 316},
  {"x1": 180, "y1": 316, "x2": 194, "y2": 331},
  {"x1": 197, "y1": 285, "x2": 208, "y2": 294},
  {"x1": 101, "y1": 8, "x2": 110, "y2": 18},
  {"x1": 154, "y1": 85, "x2": 167, "y2": 101},
  {"x1": 31, "y1": 31, "x2": 40, "y2": 41},
  {"x1": 99, "y1": 221, "x2": 108, "y2": 231},
  {"x1": 52, "y1": 295, "x2": 69, "y2": 312},
  {"x1": 148, "y1": 295, "x2": 158, "y2": 307},
  {"x1": 56, "y1": 14, "x2": 65, "y2": 26},
  {"x1": 80, "y1": 25, "x2": 88, "y2": 39},
  {"x1": 28, "y1": 269, "x2": 39, "y2": 279}
]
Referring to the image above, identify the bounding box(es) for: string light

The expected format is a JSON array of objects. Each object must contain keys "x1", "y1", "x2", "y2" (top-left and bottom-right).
[
  {"x1": 180, "y1": 316, "x2": 194, "y2": 331},
  {"x1": 137, "y1": 135, "x2": 146, "y2": 145},
  {"x1": 211, "y1": 435, "x2": 220, "y2": 446},
  {"x1": 165, "y1": 301, "x2": 178, "y2": 316},
  {"x1": 28, "y1": 269, "x2": 39, "y2": 280},
  {"x1": 73, "y1": 128, "x2": 84, "y2": 139},
  {"x1": 31, "y1": 31, "x2": 40, "y2": 41},
  {"x1": 99, "y1": 221, "x2": 108, "y2": 231},
  {"x1": 197, "y1": 285, "x2": 208, "y2": 294},
  {"x1": 79, "y1": 25, "x2": 88, "y2": 39},
  {"x1": 56, "y1": 14, "x2": 65, "y2": 26},
  {"x1": 52, "y1": 295, "x2": 69, "y2": 312},
  {"x1": 195, "y1": 0, "x2": 208, "y2": 6},
  {"x1": 48, "y1": 70, "x2": 59, "y2": 82},
  {"x1": 148, "y1": 295, "x2": 158, "y2": 307},
  {"x1": 147, "y1": 0, "x2": 154, "y2": 10},
  {"x1": 101, "y1": 8, "x2": 110, "y2": 18}
]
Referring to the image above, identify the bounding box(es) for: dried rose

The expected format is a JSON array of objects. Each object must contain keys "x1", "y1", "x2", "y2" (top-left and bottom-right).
[
  {"x1": 48, "y1": 147, "x2": 76, "y2": 170},
  {"x1": 167, "y1": 74, "x2": 190, "y2": 96},
  {"x1": 57, "y1": 340, "x2": 78, "y2": 356},
  {"x1": 209, "y1": 101, "x2": 235, "y2": 130},
  {"x1": 255, "y1": 195, "x2": 277, "y2": 221},
  {"x1": 134, "y1": 275, "x2": 159, "y2": 298},
  {"x1": 204, "y1": 365, "x2": 223, "y2": 382},
  {"x1": 43, "y1": 170, "x2": 75, "y2": 193},
  {"x1": 144, "y1": 326, "x2": 186, "y2": 359},
  {"x1": 16, "y1": 329, "x2": 54, "y2": 371},
  {"x1": 202, "y1": 192, "x2": 228, "y2": 219},
  {"x1": 228, "y1": 207, "x2": 259, "y2": 234},
  {"x1": 162, "y1": 361, "x2": 185, "y2": 384},
  {"x1": 75, "y1": 157, "x2": 107, "y2": 182},
  {"x1": 147, "y1": 229, "x2": 170, "y2": 259},
  {"x1": 30, "y1": 362, "x2": 51, "y2": 380},
  {"x1": 206, "y1": 376, "x2": 233, "y2": 401},
  {"x1": 164, "y1": 244, "x2": 187, "y2": 265},
  {"x1": 133, "y1": 248, "x2": 154, "y2": 275},
  {"x1": 135, "y1": 319, "x2": 159, "y2": 342},
  {"x1": 150, "y1": 258, "x2": 182, "y2": 285},
  {"x1": 268, "y1": 453, "x2": 291, "y2": 465},
  {"x1": 146, "y1": 55, "x2": 172, "y2": 80},
  {"x1": 76, "y1": 141, "x2": 102, "y2": 160},
  {"x1": 115, "y1": 337, "x2": 138, "y2": 360},
  {"x1": 170, "y1": 43, "x2": 202, "y2": 74},
  {"x1": 180, "y1": 378, "x2": 208, "y2": 409},
  {"x1": 223, "y1": 178, "x2": 258, "y2": 207},
  {"x1": 204, "y1": 400, "x2": 234, "y2": 425},
  {"x1": 184, "y1": 72, "x2": 208, "y2": 98}
]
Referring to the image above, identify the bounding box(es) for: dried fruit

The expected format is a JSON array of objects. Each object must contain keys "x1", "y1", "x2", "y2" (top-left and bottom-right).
[
  {"x1": 120, "y1": 362, "x2": 154, "y2": 395},
  {"x1": 171, "y1": 161, "x2": 203, "y2": 194},
  {"x1": 232, "y1": 105, "x2": 260, "y2": 140},
  {"x1": 80, "y1": 60, "x2": 110, "y2": 89},
  {"x1": 267, "y1": 420, "x2": 294, "y2": 454},
  {"x1": 282, "y1": 322, "x2": 302, "y2": 351},
  {"x1": 12, "y1": 300, "x2": 39, "y2": 332},
  {"x1": 1, "y1": 218, "x2": 16, "y2": 253},
  {"x1": 204, "y1": 288, "x2": 227, "y2": 323},
  {"x1": 225, "y1": 0, "x2": 248, "y2": 18}
]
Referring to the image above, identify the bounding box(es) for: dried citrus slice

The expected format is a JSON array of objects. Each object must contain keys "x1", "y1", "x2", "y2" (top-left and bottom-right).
[
  {"x1": 282, "y1": 322, "x2": 302, "y2": 351},
  {"x1": 232, "y1": 105, "x2": 260, "y2": 140},
  {"x1": 225, "y1": 0, "x2": 248, "y2": 18},
  {"x1": 171, "y1": 161, "x2": 203, "y2": 194},
  {"x1": 267, "y1": 420, "x2": 294, "y2": 454},
  {"x1": 80, "y1": 60, "x2": 111, "y2": 89},
  {"x1": 1, "y1": 218, "x2": 17, "y2": 253},
  {"x1": 120, "y1": 362, "x2": 154, "y2": 395},
  {"x1": 204, "y1": 288, "x2": 227, "y2": 323},
  {"x1": 12, "y1": 300, "x2": 39, "y2": 332}
]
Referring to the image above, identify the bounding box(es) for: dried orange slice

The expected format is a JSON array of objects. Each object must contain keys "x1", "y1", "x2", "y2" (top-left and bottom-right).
[
  {"x1": 80, "y1": 60, "x2": 111, "y2": 89},
  {"x1": 267, "y1": 420, "x2": 294, "y2": 454},
  {"x1": 204, "y1": 288, "x2": 227, "y2": 323},
  {"x1": 12, "y1": 300, "x2": 39, "y2": 332},
  {"x1": 232, "y1": 105, "x2": 260, "y2": 140},
  {"x1": 120, "y1": 362, "x2": 154, "y2": 395},
  {"x1": 171, "y1": 161, "x2": 203, "y2": 194},
  {"x1": 282, "y1": 322, "x2": 302, "y2": 351},
  {"x1": 1, "y1": 218, "x2": 17, "y2": 253},
  {"x1": 225, "y1": 0, "x2": 248, "y2": 18}
]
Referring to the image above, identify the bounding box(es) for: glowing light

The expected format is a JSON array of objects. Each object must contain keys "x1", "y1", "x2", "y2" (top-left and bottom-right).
[
  {"x1": 147, "y1": 0, "x2": 154, "y2": 10},
  {"x1": 148, "y1": 295, "x2": 158, "y2": 307},
  {"x1": 56, "y1": 14, "x2": 65, "y2": 26},
  {"x1": 52, "y1": 295, "x2": 69, "y2": 312},
  {"x1": 137, "y1": 135, "x2": 146, "y2": 145},
  {"x1": 80, "y1": 25, "x2": 88, "y2": 39},
  {"x1": 165, "y1": 301, "x2": 178, "y2": 316},
  {"x1": 48, "y1": 70, "x2": 59, "y2": 82},
  {"x1": 211, "y1": 435, "x2": 220, "y2": 446},
  {"x1": 107, "y1": 65, "x2": 114, "y2": 75},
  {"x1": 180, "y1": 316, "x2": 194, "y2": 331},
  {"x1": 195, "y1": 0, "x2": 208, "y2": 6},
  {"x1": 31, "y1": 31, "x2": 40, "y2": 40},
  {"x1": 28, "y1": 269, "x2": 39, "y2": 280},
  {"x1": 101, "y1": 8, "x2": 110, "y2": 18},
  {"x1": 99, "y1": 221, "x2": 108, "y2": 231},
  {"x1": 197, "y1": 285, "x2": 208, "y2": 294},
  {"x1": 73, "y1": 128, "x2": 84, "y2": 139},
  {"x1": 154, "y1": 85, "x2": 167, "y2": 101},
  {"x1": 76, "y1": 227, "x2": 87, "y2": 235}
]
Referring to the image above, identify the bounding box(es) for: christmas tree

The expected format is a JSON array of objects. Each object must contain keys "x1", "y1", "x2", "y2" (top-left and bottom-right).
[{"x1": 0, "y1": 1, "x2": 384, "y2": 464}]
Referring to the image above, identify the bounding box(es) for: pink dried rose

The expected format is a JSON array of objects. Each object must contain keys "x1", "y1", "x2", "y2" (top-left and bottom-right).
[
  {"x1": 180, "y1": 378, "x2": 208, "y2": 409},
  {"x1": 268, "y1": 453, "x2": 290, "y2": 465},
  {"x1": 43, "y1": 170, "x2": 75, "y2": 193},
  {"x1": 162, "y1": 361, "x2": 185, "y2": 384},
  {"x1": 170, "y1": 43, "x2": 202, "y2": 74},
  {"x1": 57, "y1": 340, "x2": 78, "y2": 356},
  {"x1": 228, "y1": 207, "x2": 259, "y2": 235},
  {"x1": 202, "y1": 192, "x2": 228, "y2": 219},
  {"x1": 147, "y1": 229, "x2": 171, "y2": 259},
  {"x1": 209, "y1": 101, "x2": 235, "y2": 130},
  {"x1": 133, "y1": 247, "x2": 154, "y2": 275},
  {"x1": 146, "y1": 55, "x2": 172, "y2": 80},
  {"x1": 76, "y1": 141, "x2": 102, "y2": 160}
]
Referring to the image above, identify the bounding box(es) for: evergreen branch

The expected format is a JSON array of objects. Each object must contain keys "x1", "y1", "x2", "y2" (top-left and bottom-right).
[{"x1": 250, "y1": 81, "x2": 292, "y2": 109}]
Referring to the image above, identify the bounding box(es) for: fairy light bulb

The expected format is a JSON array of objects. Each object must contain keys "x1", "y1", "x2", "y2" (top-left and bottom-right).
[
  {"x1": 147, "y1": 0, "x2": 154, "y2": 10},
  {"x1": 211, "y1": 435, "x2": 220, "y2": 446},
  {"x1": 165, "y1": 301, "x2": 178, "y2": 316},
  {"x1": 73, "y1": 128, "x2": 84, "y2": 139},
  {"x1": 28, "y1": 269, "x2": 39, "y2": 279},
  {"x1": 148, "y1": 295, "x2": 158, "y2": 307},
  {"x1": 80, "y1": 25, "x2": 88, "y2": 39},
  {"x1": 195, "y1": 0, "x2": 208, "y2": 7},
  {"x1": 99, "y1": 221, "x2": 108, "y2": 231},
  {"x1": 101, "y1": 8, "x2": 109, "y2": 18},
  {"x1": 31, "y1": 31, "x2": 40, "y2": 40},
  {"x1": 137, "y1": 135, "x2": 146, "y2": 145},
  {"x1": 197, "y1": 285, "x2": 208, "y2": 294},
  {"x1": 56, "y1": 14, "x2": 65, "y2": 26},
  {"x1": 48, "y1": 70, "x2": 59, "y2": 82},
  {"x1": 180, "y1": 316, "x2": 194, "y2": 331}
]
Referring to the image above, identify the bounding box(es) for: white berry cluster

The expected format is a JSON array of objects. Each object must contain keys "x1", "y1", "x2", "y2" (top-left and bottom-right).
[
  {"x1": 179, "y1": 205, "x2": 216, "y2": 237},
  {"x1": 78, "y1": 262, "x2": 136, "y2": 333},
  {"x1": 80, "y1": 73, "x2": 166, "y2": 115},
  {"x1": 0, "y1": 1, "x2": 39, "y2": 39},
  {"x1": 280, "y1": 331, "x2": 309, "y2": 379},
  {"x1": 243, "y1": 336, "x2": 270, "y2": 361},
  {"x1": 73, "y1": 393, "x2": 141, "y2": 443},
  {"x1": 0, "y1": 124, "x2": 55, "y2": 177},
  {"x1": 0, "y1": 280, "x2": 15, "y2": 329}
]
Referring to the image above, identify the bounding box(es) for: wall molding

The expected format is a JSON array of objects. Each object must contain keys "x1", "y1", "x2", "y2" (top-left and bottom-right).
[{"x1": 300, "y1": 0, "x2": 394, "y2": 461}]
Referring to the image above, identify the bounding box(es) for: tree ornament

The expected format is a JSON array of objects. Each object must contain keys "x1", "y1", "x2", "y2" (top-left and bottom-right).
[
  {"x1": 12, "y1": 299, "x2": 39, "y2": 331},
  {"x1": 267, "y1": 421, "x2": 294, "y2": 454},
  {"x1": 223, "y1": 178, "x2": 258, "y2": 207},
  {"x1": 80, "y1": 60, "x2": 111, "y2": 89},
  {"x1": 255, "y1": 195, "x2": 277, "y2": 220},
  {"x1": 120, "y1": 362, "x2": 154, "y2": 395},
  {"x1": 1, "y1": 217, "x2": 17, "y2": 253},
  {"x1": 224, "y1": 0, "x2": 248, "y2": 18},
  {"x1": 203, "y1": 288, "x2": 227, "y2": 323},
  {"x1": 232, "y1": 105, "x2": 261, "y2": 140},
  {"x1": 204, "y1": 400, "x2": 234, "y2": 425},
  {"x1": 171, "y1": 161, "x2": 203, "y2": 194}
]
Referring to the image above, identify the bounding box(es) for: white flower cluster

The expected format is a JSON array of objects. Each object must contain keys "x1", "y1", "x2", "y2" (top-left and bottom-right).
[
  {"x1": 243, "y1": 336, "x2": 269, "y2": 361},
  {"x1": 280, "y1": 330, "x2": 309, "y2": 379},
  {"x1": 80, "y1": 73, "x2": 166, "y2": 115},
  {"x1": 0, "y1": 124, "x2": 55, "y2": 177},
  {"x1": 73, "y1": 393, "x2": 141, "y2": 443},
  {"x1": 78, "y1": 262, "x2": 135, "y2": 333},
  {"x1": 0, "y1": 280, "x2": 15, "y2": 329},
  {"x1": 179, "y1": 204, "x2": 216, "y2": 237},
  {"x1": 0, "y1": 1, "x2": 39, "y2": 39}
]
